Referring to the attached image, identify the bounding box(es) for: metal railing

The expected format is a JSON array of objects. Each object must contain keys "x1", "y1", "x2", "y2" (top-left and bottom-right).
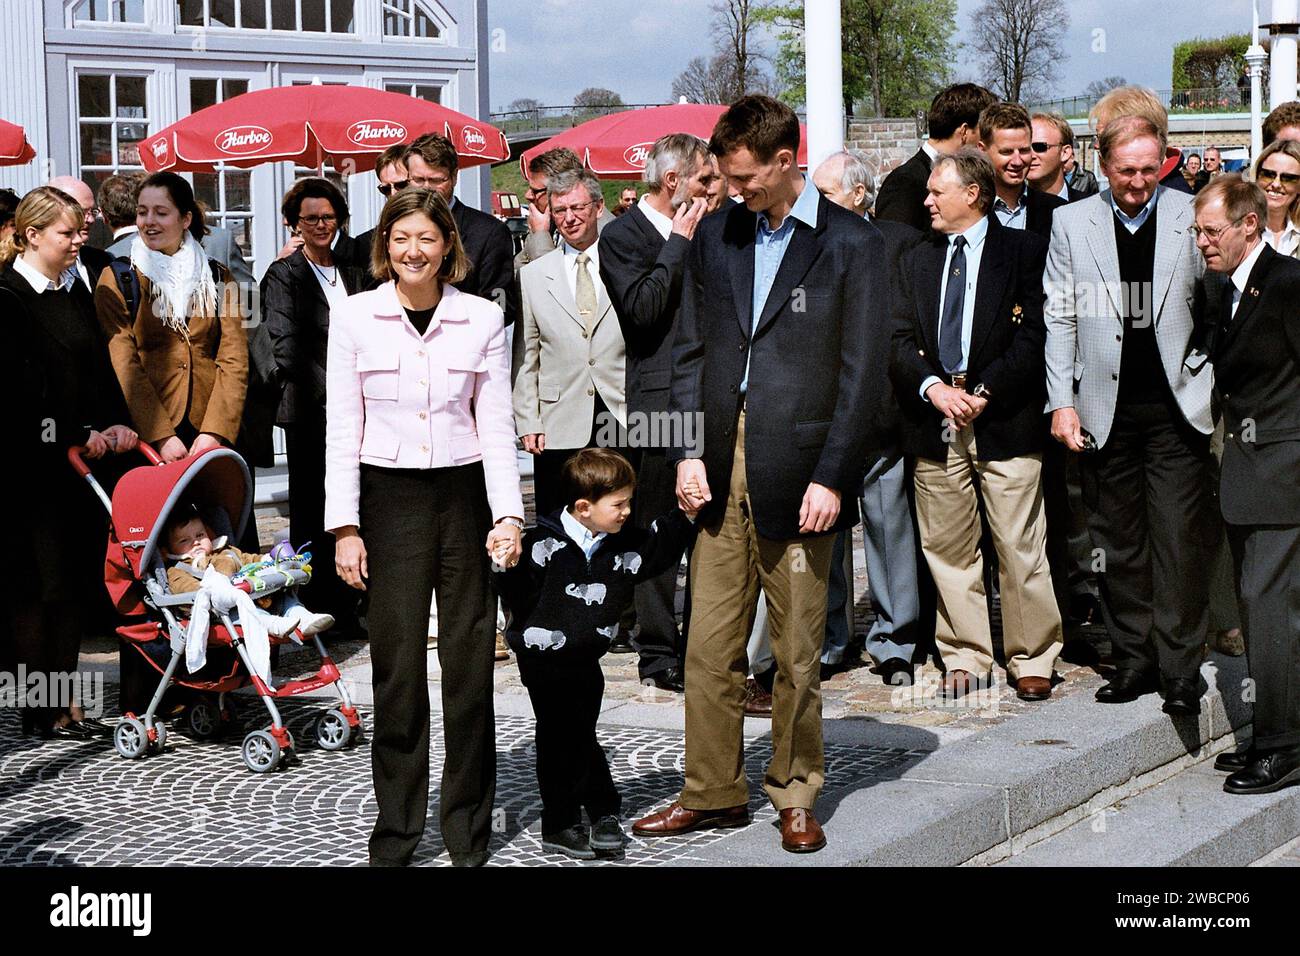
[
  {"x1": 1028, "y1": 87, "x2": 1270, "y2": 121},
  {"x1": 489, "y1": 103, "x2": 669, "y2": 136}
]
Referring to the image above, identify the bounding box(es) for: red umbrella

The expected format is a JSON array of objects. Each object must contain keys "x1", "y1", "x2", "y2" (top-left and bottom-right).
[
  {"x1": 139, "y1": 85, "x2": 509, "y2": 174},
  {"x1": 0, "y1": 119, "x2": 35, "y2": 167},
  {"x1": 519, "y1": 103, "x2": 810, "y2": 179}
]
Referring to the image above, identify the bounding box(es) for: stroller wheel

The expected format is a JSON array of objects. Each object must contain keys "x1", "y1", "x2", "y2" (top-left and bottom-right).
[
  {"x1": 241, "y1": 730, "x2": 281, "y2": 773},
  {"x1": 186, "y1": 699, "x2": 222, "y2": 740},
  {"x1": 114, "y1": 718, "x2": 149, "y2": 760},
  {"x1": 148, "y1": 721, "x2": 168, "y2": 755},
  {"x1": 314, "y1": 709, "x2": 352, "y2": 751}
]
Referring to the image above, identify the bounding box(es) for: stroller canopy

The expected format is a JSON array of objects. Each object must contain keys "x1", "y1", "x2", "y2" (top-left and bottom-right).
[{"x1": 110, "y1": 448, "x2": 253, "y2": 578}]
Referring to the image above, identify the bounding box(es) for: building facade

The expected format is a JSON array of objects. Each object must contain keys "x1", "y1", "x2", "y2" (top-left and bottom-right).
[{"x1": 1, "y1": 0, "x2": 492, "y2": 278}]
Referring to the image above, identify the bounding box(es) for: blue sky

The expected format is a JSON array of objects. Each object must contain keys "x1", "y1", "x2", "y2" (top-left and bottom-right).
[{"x1": 485, "y1": 0, "x2": 1256, "y2": 111}]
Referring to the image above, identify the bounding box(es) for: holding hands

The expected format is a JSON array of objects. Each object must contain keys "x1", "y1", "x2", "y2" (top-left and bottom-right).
[{"x1": 486, "y1": 520, "x2": 523, "y2": 569}]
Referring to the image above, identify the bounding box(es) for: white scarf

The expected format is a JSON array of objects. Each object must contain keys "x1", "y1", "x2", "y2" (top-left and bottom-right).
[{"x1": 129, "y1": 232, "x2": 218, "y2": 335}]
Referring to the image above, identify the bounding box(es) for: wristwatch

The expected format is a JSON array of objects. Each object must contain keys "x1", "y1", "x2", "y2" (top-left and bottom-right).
[{"x1": 972, "y1": 383, "x2": 992, "y2": 400}]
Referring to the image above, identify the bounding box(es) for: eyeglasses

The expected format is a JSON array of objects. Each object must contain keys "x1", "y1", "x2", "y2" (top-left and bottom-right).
[
  {"x1": 378, "y1": 180, "x2": 410, "y2": 197},
  {"x1": 524, "y1": 185, "x2": 547, "y2": 199},
  {"x1": 550, "y1": 199, "x2": 599, "y2": 219},
  {"x1": 1257, "y1": 168, "x2": 1300, "y2": 187},
  {"x1": 1030, "y1": 142, "x2": 1063, "y2": 153},
  {"x1": 299, "y1": 215, "x2": 338, "y2": 227},
  {"x1": 409, "y1": 176, "x2": 452, "y2": 189},
  {"x1": 1192, "y1": 216, "x2": 1244, "y2": 242}
]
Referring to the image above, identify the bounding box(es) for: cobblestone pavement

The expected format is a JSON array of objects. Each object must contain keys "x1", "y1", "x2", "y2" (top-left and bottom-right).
[{"x1": 0, "y1": 694, "x2": 920, "y2": 867}]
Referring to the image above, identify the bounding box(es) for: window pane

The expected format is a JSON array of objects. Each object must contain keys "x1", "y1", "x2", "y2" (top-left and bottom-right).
[
  {"x1": 415, "y1": 84, "x2": 441, "y2": 104},
  {"x1": 210, "y1": 0, "x2": 237, "y2": 27},
  {"x1": 117, "y1": 126, "x2": 144, "y2": 166},
  {"x1": 383, "y1": 12, "x2": 405, "y2": 35},
  {"x1": 415, "y1": 11, "x2": 438, "y2": 37},
  {"x1": 222, "y1": 78, "x2": 249, "y2": 100},
  {"x1": 226, "y1": 172, "x2": 252, "y2": 211},
  {"x1": 176, "y1": 0, "x2": 205, "y2": 27},
  {"x1": 122, "y1": 0, "x2": 145, "y2": 21},
  {"x1": 242, "y1": 0, "x2": 267, "y2": 28},
  {"x1": 117, "y1": 77, "x2": 147, "y2": 116},
  {"x1": 191, "y1": 78, "x2": 218, "y2": 112},
  {"x1": 384, "y1": 82, "x2": 408, "y2": 95},
  {"x1": 271, "y1": 0, "x2": 295, "y2": 29},
  {"x1": 80, "y1": 124, "x2": 114, "y2": 167},
  {"x1": 79, "y1": 75, "x2": 112, "y2": 118},
  {"x1": 193, "y1": 173, "x2": 219, "y2": 210},
  {"x1": 301, "y1": 0, "x2": 325, "y2": 31},
  {"x1": 231, "y1": 218, "x2": 253, "y2": 261},
  {"x1": 330, "y1": 0, "x2": 354, "y2": 32}
]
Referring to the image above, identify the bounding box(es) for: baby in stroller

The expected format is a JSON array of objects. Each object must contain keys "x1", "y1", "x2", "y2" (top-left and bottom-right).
[{"x1": 162, "y1": 506, "x2": 334, "y2": 641}]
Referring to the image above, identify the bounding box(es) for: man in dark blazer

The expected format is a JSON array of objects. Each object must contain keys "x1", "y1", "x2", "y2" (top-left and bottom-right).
[
  {"x1": 404, "y1": 134, "x2": 520, "y2": 327},
  {"x1": 875, "y1": 83, "x2": 997, "y2": 232},
  {"x1": 891, "y1": 148, "x2": 1062, "y2": 702},
  {"x1": 598, "y1": 132, "x2": 717, "y2": 692},
  {"x1": 978, "y1": 103, "x2": 1067, "y2": 241},
  {"x1": 632, "y1": 96, "x2": 885, "y2": 854},
  {"x1": 1195, "y1": 176, "x2": 1300, "y2": 794}
]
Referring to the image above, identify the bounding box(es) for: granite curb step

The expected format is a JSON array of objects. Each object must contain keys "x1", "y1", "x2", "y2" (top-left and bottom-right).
[{"x1": 676, "y1": 655, "x2": 1259, "y2": 866}]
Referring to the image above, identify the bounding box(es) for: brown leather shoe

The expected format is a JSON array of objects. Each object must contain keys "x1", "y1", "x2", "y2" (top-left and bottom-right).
[
  {"x1": 779, "y1": 808, "x2": 827, "y2": 853},
  {"x1": 744, "y1": 678, "x2": 773, "y2": 718},
  {"x1": 1015, "y1": 675, "x2": 1052, "y2": 701},
  {"x1": 941, "y1": 669, "x2": 975, "y2": 699},
  {"x1": 632, "y1": 802, "x2": 749, "y2": 837}
]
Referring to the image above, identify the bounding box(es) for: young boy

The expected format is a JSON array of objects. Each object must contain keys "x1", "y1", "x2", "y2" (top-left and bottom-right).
[
  {"x1": 493, "y1": 448, "x2": 695, "y2": 859},
  {"x1": 163, "y1": 508, "x2": 334, "y2": 639}
]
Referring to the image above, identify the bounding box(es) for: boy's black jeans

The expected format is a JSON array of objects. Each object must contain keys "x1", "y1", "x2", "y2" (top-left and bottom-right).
[{"x1": 516, "y1": 653, "x2": 621, "y2": 835}]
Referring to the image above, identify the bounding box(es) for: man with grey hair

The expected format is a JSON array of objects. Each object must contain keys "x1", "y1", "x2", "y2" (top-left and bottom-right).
[
  {"x1": 517, "y1": 147, "x2": 617, "y2": 269},
  {"x1": 1045, "y1": 115, "x2": 1215, "y2": 714},
  {"x1": 598, "y1": 132, "x2": 716, "y2": 691},
  {"x1": 806, "y1": 149, "x2": 930, "y2": 685},
  {"x1": 514, "y1": 168, "x2": 627, "y2": 525},
  {"x1": 891, "y1": 147, "x2": 1062, "y2": 701}
]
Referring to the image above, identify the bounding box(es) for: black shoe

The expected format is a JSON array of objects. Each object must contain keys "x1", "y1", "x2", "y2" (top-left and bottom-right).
[
  {"x1": 877, "y1": 659, "x2": 914, "y2": 687},
  {"x1": 1095, "y1": 670, "x2": 1158, "y2": 703},
  {"x1": 369, "y1": 855, "x2": 411, "y2": 867},
  {"x1": 820, "y1": 661, "x2": 847, "y2": 682},
  {"x1": 590, "y1": 815, "x2": 625, "y2": 852},
  {"x1": 1161, "y1": 677, "x2": 1201, "y2": 716},
  {"x1": 644, "y1": 666, "x2": 684, "y2": 693},
  {"x1": 1224, "y1": 746, "x2": 1300, "y2": 795},
  {"x1": 608, "y1": 630, "x2": 637, "y2": 655},
  {"x1": 47, "y1": 721, "x2": 98, "y2": 741},
  {"x1": 1214, "y1": 746, "x2": 1254, "y2": 773},
  {"x1": 449, "y1": 850, "x2": 488, "y2": 867},
  {"x1": 20, "y1": 710, "x2": 51, "y2": 737},
  {"x1": 541, "y1": 826, "x2": 596, "y2": 859},
  {"x1": 70, "y1": 717, "x2": 113, "y2": 738}
]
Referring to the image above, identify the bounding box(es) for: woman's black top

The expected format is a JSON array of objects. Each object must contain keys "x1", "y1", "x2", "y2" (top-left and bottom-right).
[{"x1": 405, "y1": 306, "x2": 436, "y2": 337}]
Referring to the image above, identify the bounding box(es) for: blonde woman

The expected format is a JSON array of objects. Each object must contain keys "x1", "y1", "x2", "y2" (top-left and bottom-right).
[
  {"x1": 1254, "y1": 139, "x2": 1300, "y2": 258},
  {"x1": 0, "y1": 187, "x2": 137, "y2": 739}
]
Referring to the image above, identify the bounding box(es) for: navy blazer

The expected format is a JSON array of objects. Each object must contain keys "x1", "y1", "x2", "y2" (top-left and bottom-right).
[
  {"x1": 875, "y1": 149, "x2": 934, "y2": 233},
  {"x1": 669, "y1": 190, "x2": 888, "y2": 540},
  {"x1": 890, "y1": 215, "x2": 1049, "y2": 463}
]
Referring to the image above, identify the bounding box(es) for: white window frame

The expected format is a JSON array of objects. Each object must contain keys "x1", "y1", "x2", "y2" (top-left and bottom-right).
[
  {"x1": 181, "y1": 73, "x2": 260, "y2": 270},
  {"x1": 66, "y1": 0, "x2": 154, "y2": 29},
  {"x1": 380, "y1": 0, "x2": 452, "y2": 45},
  {"x1": 381, "y1": 79, "x2": 446, "y2": 104},
  {"x1": 70, "y1": 65, "x2": 156, "y2": 188},
  {"x1": 174, "y1": 0, "x2": 359, "y2": 35}
]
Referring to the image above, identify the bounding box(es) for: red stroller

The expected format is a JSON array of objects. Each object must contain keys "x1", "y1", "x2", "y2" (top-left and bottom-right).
[{"x1": 69, "y1": 443, "x2": 364, "y2": 773}]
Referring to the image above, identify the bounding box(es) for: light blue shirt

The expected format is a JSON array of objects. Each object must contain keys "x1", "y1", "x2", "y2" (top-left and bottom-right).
[
  {"x1": 993, "y1": 185, "x2": 1029, "y2": 230},
  {"x1": 742, "y1": 177, "x2": 820, "y2": 392},
  {"x1": 920, "y1": 215, "x2": 990, "y2": 400},
  {"x1": 561, "y1": 508, "x2": 606, "y2": 559},
  {"x1": 1110, "y1": 185, "x2": 1161, "y2": 234}
]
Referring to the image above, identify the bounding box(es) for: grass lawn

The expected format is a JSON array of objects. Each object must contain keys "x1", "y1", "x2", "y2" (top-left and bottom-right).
[{"x1": 490, "y1": 161, "x2": 643, "y2": 211}]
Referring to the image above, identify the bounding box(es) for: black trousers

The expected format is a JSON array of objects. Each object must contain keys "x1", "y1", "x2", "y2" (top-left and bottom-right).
[
  {"x1": 531, "y1": 394, "x2": 613, "y2": 519},
  {"x1": 516, "y1": 653, "x2": 620, "y2": 834},
  {"x1": 360, "y1": 463, "x2": 497, "y2": 863},
  {"x1": 284, "y1": 417, "x2": 358, "y2": 629},
  {"x1": 630, "y1": 449, "x2": 690, "y2": 678},
  {"x1": 1043, "y1": 437, "x2": 1099, "y2": 618},
  {"x1": 1228, "y1": 523, "x2": 1300, "y2": 750},
  {"x1": 1079, "y1": 401, "x2": 1215, "y2": 682}
]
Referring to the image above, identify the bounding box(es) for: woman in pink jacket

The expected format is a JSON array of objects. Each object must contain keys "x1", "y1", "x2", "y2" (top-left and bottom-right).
[{"x1": 325, "y1": 188, "x2": 524, "y2": 867}]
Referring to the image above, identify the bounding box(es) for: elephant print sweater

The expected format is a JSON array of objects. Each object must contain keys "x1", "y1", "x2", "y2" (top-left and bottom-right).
[{"x1": 494, "y1": 508, "x2": 694, "y2": 661}]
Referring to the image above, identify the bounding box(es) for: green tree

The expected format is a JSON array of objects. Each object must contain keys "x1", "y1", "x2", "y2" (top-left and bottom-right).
[{"x1": 758, "y1": 0, "x2": 958, "y2": 118}]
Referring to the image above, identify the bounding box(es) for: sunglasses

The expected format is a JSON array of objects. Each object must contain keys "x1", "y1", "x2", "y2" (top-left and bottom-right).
[
  {"x1": 1258, "y1": 168, "x2": 1300, "y2": 187},
  {"x1": 378, "y1": 180, "x2": 410, "y2": 197},
  {"x1": 1031, "y1": 142, "x2": 1063, "y2": 153}
]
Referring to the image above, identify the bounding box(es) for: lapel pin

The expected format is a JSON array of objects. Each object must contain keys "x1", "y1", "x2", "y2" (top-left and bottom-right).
[
  {"x1": 1248, "y1": 287, "x2": 1259, "y2": 297},
  {"x1": 1012, "y1": 304, "x2": 1023, "y2": 324}
]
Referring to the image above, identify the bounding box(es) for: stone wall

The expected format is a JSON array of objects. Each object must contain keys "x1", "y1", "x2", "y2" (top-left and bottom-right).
[{"x1": 845, "y1": 117, "x2": 924, "y2": 186}]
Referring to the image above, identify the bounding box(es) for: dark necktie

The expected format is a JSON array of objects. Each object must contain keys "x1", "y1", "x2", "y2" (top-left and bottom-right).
[{"x1": 939, "y1": 235, "x2": 967, "y2": 374}]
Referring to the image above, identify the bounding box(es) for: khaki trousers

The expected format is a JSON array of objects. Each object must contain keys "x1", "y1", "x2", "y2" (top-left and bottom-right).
[
  {"x1": 682, "y1": 411, "x2": 835, "y2": 811},
  {"x1": 913, "y1": 428, "x2": 1062, "y2": 680}
]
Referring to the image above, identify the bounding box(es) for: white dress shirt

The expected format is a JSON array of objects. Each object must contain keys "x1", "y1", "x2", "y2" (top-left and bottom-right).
[
  {"x1": 560, "y1": 507, "x2": 607, "y2": 559},
  {"x1": 560, "y1": 239, "x2": 601, "y2": 305},
  {"x1": 1264, "y1": 220, "x2": 1300, "y2": 259},
  {"x1": 13, "y1": 255, "x2": 78, "y2": 293},
  {"x1": 638, "y1": 195, "x2": 673, "y2": 241},
  {"x1": 1228, "y1": 240, "x2": 1267, "y2": 321},
  {"x1": 921, "y1": 215, "x2": 990, "y2": 399}
]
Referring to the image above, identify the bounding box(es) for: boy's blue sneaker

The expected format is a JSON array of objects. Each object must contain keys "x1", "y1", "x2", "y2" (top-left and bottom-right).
[
  {"x1": 541, "y1": 826, "x2": 596, "y2": 859},
  {"x1": 590, "y1": 815, "x2": 625, "y2": 851}
]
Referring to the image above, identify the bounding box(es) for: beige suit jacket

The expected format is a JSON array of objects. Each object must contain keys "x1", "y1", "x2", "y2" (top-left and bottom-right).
[{"x1": 511, "y1": 242, "x2": 626, "y2": 449}]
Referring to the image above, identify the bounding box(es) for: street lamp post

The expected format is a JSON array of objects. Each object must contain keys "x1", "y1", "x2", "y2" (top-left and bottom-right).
[
  {"x1": 804, "y1": 0, "x2": 844, "y2": 168},
  {"x1": 1248, "y1": 0, "x2": 1268, "y2": 163}
]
